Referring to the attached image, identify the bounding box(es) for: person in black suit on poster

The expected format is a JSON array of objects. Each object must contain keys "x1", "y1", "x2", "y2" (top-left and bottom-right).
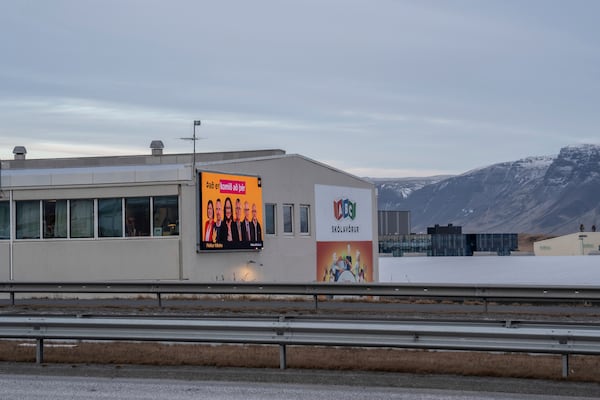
[
  {"x1": 251, "y1": 202, "x2": 262, "y2": 242},
  {"x1": 232, "y1": 198, "x2": 246, "y2": 244},
  {"x1": 242, "y1": 201, "x2": 253, "y2": 244}
]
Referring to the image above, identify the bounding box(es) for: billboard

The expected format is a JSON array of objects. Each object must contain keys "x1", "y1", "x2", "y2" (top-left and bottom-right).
[
  {"x1": 198, "y1": 171, "x2": 263, "y2": 251},
  {"x1": 314, "y1": 185, "x2": 374, "y2": 282}
]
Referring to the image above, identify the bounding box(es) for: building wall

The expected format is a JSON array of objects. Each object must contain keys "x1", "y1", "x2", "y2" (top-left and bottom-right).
[
  {"x1": 187, "y1": 155, "x2": 378, "y2": 283},
  {"x1": 534, "y1": 232, "x2": 600, "y2": 256},
  {"x1": 12, "y1": 238, "x2": 180, "y2": 280}
]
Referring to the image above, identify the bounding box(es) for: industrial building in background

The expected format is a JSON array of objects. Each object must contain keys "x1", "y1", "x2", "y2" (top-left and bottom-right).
[
  {"x1": 379, "y1": 223, "x2": 518, "y2": 257},
  {"x1": 534, "y1": 232, "x2": 600, "y2": 256}
]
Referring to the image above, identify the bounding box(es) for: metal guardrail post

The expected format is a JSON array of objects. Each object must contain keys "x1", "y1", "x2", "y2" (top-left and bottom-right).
[
  {"x1": 483, "y1": 298, "x2": 488, "y2": 313},
  {"x1": 278, "y1": 315, "x2": 287, "y2": 369},
  {"x1": 279, "y1": 344, "x2": 287, "y2": 370},
  {"x1": 562, "y1": 354, "x2": 569, "y2": 378},
  {"x1": 36, "y1": 338, "x2": 44, "y2": 364},
  {"x1": 313, "y1": 295, "x2": 318, "y2": 312},
  {"x1": 10, "y1": 291, "x2": 14, "y2": 306},
  {"x1": 157, "y1": 293, "x2": 162, "y2": 308}
]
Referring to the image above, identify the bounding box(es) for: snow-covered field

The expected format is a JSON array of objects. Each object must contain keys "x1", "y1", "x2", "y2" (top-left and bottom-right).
[{"x1": 379, "y1": 256, "x2": 600, "y2": 285}]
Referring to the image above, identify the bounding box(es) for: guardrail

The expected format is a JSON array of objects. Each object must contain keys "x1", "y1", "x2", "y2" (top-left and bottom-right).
[
  {"x1": 1, "y1": 315, "x2": 599, "y2": 377},
  {"x1": 1, "y1": 281, "x2": 600, "y2": 311}
]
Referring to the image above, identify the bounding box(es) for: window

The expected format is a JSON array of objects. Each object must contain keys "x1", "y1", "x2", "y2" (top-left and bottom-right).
[
  {"x1": 16, "y1": 200, "x2": 40, "y2": 239},
  {"x1": 125, "y1": 197, "x2": 150, "y2": 237},
  {"x1": 70, "y1": 199, "x2": 94, "y2": 238},
  {"x1": 283, "y1": 204, "x2": 294, "y2": 234},
  {"x1": 43, "y1": 200, "x2": 67, "y2": 238},
  {"x1": 299, "y1": 205, "x2": 310, "y2": 235},
  {"x1": 98, "y1": 198, "x2": 123, "y2": 237},
  {"x1": 264, "y1": 203, "x2": 276, "y2": 235},
  {"x1": 153, "y1": 196, "x2": 178, "y2": 236},
  {"x1": 0, "y1": 201, "x2": 9, "y2": 240}
]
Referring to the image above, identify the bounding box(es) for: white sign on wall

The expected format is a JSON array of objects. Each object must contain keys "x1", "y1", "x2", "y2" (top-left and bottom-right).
[{"x1": 314, "y1": 184, "x2": 373, "y2": 242}]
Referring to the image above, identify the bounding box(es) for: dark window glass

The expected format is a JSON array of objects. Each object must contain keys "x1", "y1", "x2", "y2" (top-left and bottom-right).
[
  {"x1": 16, "y1": 200, "x2": 40, "y2": 239},
  {"x1": 300, "y1": 205, "x2": 309, "y2": 234},
  {"x1": 264, "y1": 203, "x2": 276, "y2": 235},
  {"x1": 99, "y1": 198, "x2": 123, "y2": 237},
  {"x1": 43, "y1": 200, "x2": 68, "y2": 238},
  {"x1": 153, "y1": 196, "x2": 178, "y2": 236},
  {"x1": 283, "y1": 204, "x2": 293, "y2": 234},
  {"x1": 0, "y1": 201, "x2": 10, "y2": 240},
  {"x1": 70, "y1": 199, "x2": 94, "y2": 238},
  {"x1": 125, "y1": 197, "x2": 150, "y2": 237}
]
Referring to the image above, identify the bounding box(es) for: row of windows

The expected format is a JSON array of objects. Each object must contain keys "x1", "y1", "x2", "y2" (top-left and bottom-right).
[
  {"x1": 264, "y1": 203, "x2": 310, "y2": 236},
  {"x1": 0, "y1": 199, "x2": 310, "y2": 240},
  {"x1": 0, "y1": 196, "x2": 179, "y2": 240}
]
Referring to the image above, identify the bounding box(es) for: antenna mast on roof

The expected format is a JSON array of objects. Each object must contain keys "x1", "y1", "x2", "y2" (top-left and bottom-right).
[{"x1": 180, "y1": 120, "x2": 203, "y2": 181}]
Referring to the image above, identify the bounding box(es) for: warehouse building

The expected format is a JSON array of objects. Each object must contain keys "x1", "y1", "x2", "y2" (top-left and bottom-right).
[
  {"x1": 0, "y1": 144, "x2": 378, "y2": 283},
  {"x1": 534, "y1": 232, "x2": 600, "y2": 256}
]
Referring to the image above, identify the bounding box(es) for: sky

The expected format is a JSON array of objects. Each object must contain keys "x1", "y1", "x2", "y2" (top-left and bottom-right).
[{"x1": 1, "y1": 0, "x2": 599, "y2": 178}]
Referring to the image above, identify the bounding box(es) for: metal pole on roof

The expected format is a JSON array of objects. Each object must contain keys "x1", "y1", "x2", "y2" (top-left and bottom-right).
[
  {"x1": 193, "y1": 120, "x2": 201, "y2": 181},
  {"x1": 180, "y1": 120, "x2": 202, "y2": 182},
  {"x1": 192, "y1": 120, "x2": 202, "y2": 254}
]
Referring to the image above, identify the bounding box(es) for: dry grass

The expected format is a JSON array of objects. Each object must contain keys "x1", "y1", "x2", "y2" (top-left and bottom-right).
[{"x1": 1, "y1": 340, "x2": 599, "y2": 383}]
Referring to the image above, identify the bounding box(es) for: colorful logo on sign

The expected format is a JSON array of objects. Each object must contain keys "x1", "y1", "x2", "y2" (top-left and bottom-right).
[{"x1": 333, "y1": 199, "x2": 356, "y2": 220}]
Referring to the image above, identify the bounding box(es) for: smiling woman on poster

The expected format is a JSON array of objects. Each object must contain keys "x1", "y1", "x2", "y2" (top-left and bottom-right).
[
  {"x1": 219, "y1": 197, "x2": 234, "y2": 244},
  {"x1": 203, "y1": 199, "x2": 215, "y2": 242}
]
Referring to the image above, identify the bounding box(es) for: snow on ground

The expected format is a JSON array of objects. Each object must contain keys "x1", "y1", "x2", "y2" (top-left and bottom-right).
[{"x1": 378, "y1": 256, "x2": 600, "y2": 285}]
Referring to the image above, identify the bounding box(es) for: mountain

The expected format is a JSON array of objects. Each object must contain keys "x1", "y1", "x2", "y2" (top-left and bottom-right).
[
  {"x1": 370, "y1": 176, "x2": 452, "y2": 210},
  {"x1": 372, "y1": 144, "x2": 600, "y2": 235}
]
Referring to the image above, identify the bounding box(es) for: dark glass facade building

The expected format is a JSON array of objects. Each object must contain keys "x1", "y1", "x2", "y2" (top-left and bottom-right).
[{"x1": 378, "y1": 224, "x2": 518, "y2": 257}]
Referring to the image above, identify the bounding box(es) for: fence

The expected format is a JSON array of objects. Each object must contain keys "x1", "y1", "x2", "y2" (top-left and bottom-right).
[
  {"x1": 2, "y1": 281, "x2": 600, "y2": 311},
  {"x1": 1, "y1": 315, "x2": 599, "y2": 377}
]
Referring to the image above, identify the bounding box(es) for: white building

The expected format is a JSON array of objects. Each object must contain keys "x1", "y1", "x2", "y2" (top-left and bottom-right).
[
  {"x1": 0, "y1": 145, "x2": 378, "y2": 283},
  {"x1": 534, "y1": 232, "x2": 600, "y2": 256}
]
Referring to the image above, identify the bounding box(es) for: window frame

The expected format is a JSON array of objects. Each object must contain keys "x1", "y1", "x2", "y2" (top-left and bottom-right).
[
  {"x1": 98, "y1": 197, "x2": 124, "y2": 238},
  {"x1": 0, "y1": 201, "x2": 10, "y2": 240},
  {"x1": 264, "y1": 203, "x2": 276, "y2": 235},
  {"x1": 152, "y1": 195, "x2": 179, "y2": 236},
  {"x1": 16, "y1": 200, "x2": 41, "y2": 240},
  {"x1": 125, "y1": 197, "x2": 151, "y2": 237},
  {"x1": 69, "y1": 198, "x2": 94, "y2": 238},
  {"x1": 299, "y1": 204, "x2": 310, "y2": 235}
]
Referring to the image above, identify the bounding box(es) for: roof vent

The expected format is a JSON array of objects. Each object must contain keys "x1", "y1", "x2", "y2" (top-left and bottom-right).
[
  {"x1": 13, "y1": 146, "x2": 27, "y2": 160},
  {"x1": 150, "y1": 140, "x2": 164, "y2": 156}
]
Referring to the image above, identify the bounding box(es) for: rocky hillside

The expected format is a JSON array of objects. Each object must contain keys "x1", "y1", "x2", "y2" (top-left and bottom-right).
[{"x1": 373, "y1": 144, "x2": 600, "y2": 235}]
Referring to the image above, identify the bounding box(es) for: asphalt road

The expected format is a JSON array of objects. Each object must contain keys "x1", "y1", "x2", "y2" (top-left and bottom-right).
[{"x1": 1, "y1": 363, "x2": 599, "y2": 399}]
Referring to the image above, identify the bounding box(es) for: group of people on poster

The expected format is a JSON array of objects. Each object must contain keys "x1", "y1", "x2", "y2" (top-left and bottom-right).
[
  {"x1": 323, "y1": 247, "x2": 367, "y2": 283},
  {"x1": 203, "y1": 197, "x2": 262, "y2": 249}
]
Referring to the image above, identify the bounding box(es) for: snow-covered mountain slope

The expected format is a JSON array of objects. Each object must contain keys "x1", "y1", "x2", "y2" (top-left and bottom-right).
[{"x1": 373, "y1": 144, "x2": 600, "y2": 234}]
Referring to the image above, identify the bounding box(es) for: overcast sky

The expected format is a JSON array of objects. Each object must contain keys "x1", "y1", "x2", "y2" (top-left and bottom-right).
[{"x1": 1, "y1": 1, "x2": 598, "y2": 177}]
